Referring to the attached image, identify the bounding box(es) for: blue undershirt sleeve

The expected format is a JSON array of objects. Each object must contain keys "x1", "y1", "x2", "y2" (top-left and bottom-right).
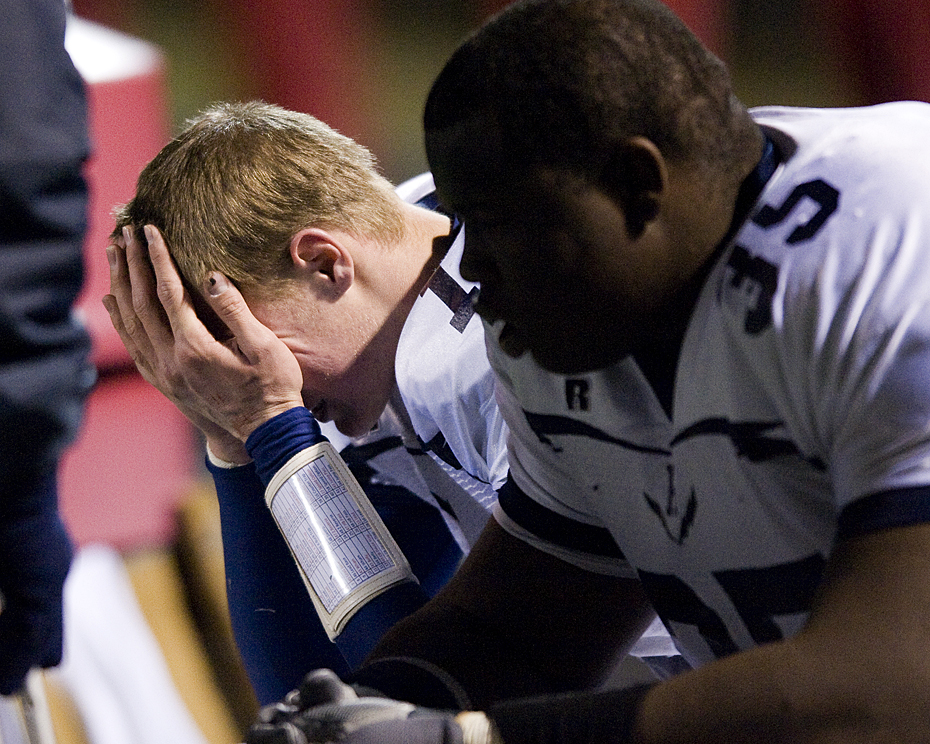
[
  {"x1": 207, "y1": 455, "x2": 349, "y2": 705},
  {"x1": 212, "y1": 407, "x2": 458, "y2": 703}
]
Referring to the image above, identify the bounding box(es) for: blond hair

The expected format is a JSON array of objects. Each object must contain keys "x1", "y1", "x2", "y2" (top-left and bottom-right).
[{"x1": 113, "y1": 101, "x2": 404, "y2": 298}]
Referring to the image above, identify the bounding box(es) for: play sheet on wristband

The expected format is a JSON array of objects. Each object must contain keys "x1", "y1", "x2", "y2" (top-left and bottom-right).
[{"x1": 266, "y1": 442, "x2": 415, "y2": 638}]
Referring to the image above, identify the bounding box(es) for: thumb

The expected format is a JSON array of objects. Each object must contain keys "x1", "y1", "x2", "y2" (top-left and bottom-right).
[{"x1": 297, "y1": 669, "x2": 358, "y2": 708}]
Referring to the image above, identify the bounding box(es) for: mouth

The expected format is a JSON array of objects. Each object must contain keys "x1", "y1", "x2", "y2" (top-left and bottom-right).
[
  {"x1": 497, "y1": 321, "x2": 529, "y2": 359},
  {"x1": 472, "y1": 293, "x2": 529, "y2": 360}
]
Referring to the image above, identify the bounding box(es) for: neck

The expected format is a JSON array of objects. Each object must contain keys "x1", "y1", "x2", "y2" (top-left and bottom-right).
[
  {"x1": 371, "y1": 202, "x2": 452, "y2": 353},
  {"x1": 632, "y1": 133, "x2": 768, "y2": 415},
  {"x1": 631, "y1": 249, "x2": 717, "y2": 416},
  {"x1": 402, "y1": 201, "x2": 455, "y2": 305}
]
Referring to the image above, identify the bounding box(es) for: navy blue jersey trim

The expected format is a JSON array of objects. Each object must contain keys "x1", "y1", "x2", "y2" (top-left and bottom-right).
[
  {"x1": 711, "y1": 134, "x2": 780, "y2": 253},
  {"x1": 340, "y1": 435, "x2": 405, "y2": 465},
  {"x1": 415, "y1": 190, "x2": 461, "y2": 233},
  {"x1": 837, "y1": 485, "x2": 930, "y2": 541},
  {"x1": 415, "y1": 191, "x2": 441, "y2": 211},
  {"x1": 497, "y1": 474, "x2": 626, "y2": 560},
  {"x1": 339, "y1": 435, "x2": 405, "y2": 483},
  {"x1": 420, "y1": 430, "x2": 464, "y2": 471},
  {"x1": 426, "y1": 266, "x2": 477, "y2": 332}
]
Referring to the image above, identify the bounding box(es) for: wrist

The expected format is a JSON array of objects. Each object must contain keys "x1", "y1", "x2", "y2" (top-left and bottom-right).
[
  {"x1": 206, "y1": 438, "x2": 251, "y2": 467},
  {"x1": 245, "y1": 406, "x2": 326, "y2": 487},
  {"x1": 487, "y1": 683, "x2": 655, "y2": 744},
  {"x1": 456, "y1": 711, "x2": 503, "y2": 744},
  {"x1": 240, "y1": 399, "x2": 305, "y2": 441}
]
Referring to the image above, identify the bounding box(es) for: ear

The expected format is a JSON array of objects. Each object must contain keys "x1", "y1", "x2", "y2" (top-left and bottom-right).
[
  {"x1": 288, "y1": 228, "x2": 354, "y2": 294},
  {"x1": 599, "y1": 137, "x2": 667, "y2": 238}
]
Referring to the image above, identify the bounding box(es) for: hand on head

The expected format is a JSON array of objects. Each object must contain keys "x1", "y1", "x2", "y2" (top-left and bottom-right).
[{"x1": 103, "y1": 224, "x2": 305, "y2": 462}]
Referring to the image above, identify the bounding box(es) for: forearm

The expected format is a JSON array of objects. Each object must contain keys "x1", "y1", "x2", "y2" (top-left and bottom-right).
[
  {"x1": 213, "y1": 408, "x2": 434, "y2": 700},
  {"x1": 245, "y1": 531, "x2": 930, "y2": 744},
  {"x1": 640, "y1": 528, "x2": 930, "y2": 742},
  {"x1": 369, "y1": 530, "x2": 930, "y2": 743},
  {"x1": 367, "y1": 594, "x2": 558, "y2": 709},
  {"x1": 473, "y1": 632, "x2": 912, "y2": 744},
  {"x1": 636, "y1": 627, "x2": 927, "y2": 742},
  {"x1": 367, "y1": 520, "x2": 654, "y2": 709},
  {"x1": 209, "y1": 457, "x2": 348, "y2": 703},
  {"x1": 632, "y1": 640, "x2": 803, "y2": 743}
]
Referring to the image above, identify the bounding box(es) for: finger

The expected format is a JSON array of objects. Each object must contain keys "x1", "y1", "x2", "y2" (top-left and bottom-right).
[
  {"x1": 105, "y1": 236, "x2": 159, "y2": 373},
  {"x1": 105, "y1": 234, "x2": 135, "y2": 325},
  {"x1": 102, "y1": 292, "x2": 162, "y2": 387},
  {"x1": 102, "y1": 289, "x2": 140, "y2": 367},
  {"x1": 142, "y1": 225, "x2": 219, "y2": 350},
  {"x1": 124, "y1": 225, "x2": 182, "y2": 350},
  {"x1": 202, "y1": 271, "x2": 281, "y2": 365}
]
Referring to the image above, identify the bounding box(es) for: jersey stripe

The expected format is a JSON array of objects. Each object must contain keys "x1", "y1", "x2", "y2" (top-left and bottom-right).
[
  {"x1": 671, "y1": 418, "x2": 826, "y2": 468},
  {"x1": 837, "y1": 485, "x2": 930, "y2": 540},
  {"x1": 427, "y1": 266, "x2": 477, "y2": 332},
  {"x1": 498, "y1": 474, "x2": 626, "y2": 559}
]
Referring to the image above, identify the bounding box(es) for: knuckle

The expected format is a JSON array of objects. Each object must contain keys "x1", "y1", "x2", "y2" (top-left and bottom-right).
[
  {"x1": 122, "y1": 313, "x2": 143, "y2": 338},
  {"x1": 130, "y1": 291, "x2": 154, "y2": 317},
  {"x1": 174, "y1": 349, "x2": 200, "y2": 376},
  {"x1": 155, "y1": 277, "x2": 181, "y2": 307},
  {"x1": 162, "y1": 365, "x2": 185, "y2": 391},
  {"x1": 213, "y1": 294, "x2": 244, "y2": 320}
]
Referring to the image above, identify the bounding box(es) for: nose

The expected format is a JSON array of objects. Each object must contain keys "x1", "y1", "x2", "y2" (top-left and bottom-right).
[
  {"x1": 459, "y1": 231, "x2": 497, "y2": 285},
  {"x1": 459, "y1": 245, "x2": 480, "y2": 283}
]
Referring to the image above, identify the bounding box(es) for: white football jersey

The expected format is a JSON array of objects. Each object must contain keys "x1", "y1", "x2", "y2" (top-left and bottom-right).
[
  {"x1": 490, "y1": 102, "x2": 930, "y2": 667},
  {"x1": 323, "y1": 173, "x2": 507, "y2": 550}
]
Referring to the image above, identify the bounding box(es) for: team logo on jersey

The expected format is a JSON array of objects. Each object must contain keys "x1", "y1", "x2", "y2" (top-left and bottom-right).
[
  {"x1": 565, "y1": 379, "x2": 590, "y2": 411},
  {"x1": 644, "y1": 465, "x2": 697, "y2": 545}
]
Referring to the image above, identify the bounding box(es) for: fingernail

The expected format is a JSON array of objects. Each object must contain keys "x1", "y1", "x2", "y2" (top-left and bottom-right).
[
  {"x1": 207, "y1": 272, "x2": 229, "y2": 297},
  {"x1": 106, "y1": 245, "x2": 116, "y2": 269},
  {"x1": 143, "y1": 225, "x2": 154, "y2": 244},
  {"x1": 122, "y1": 225, "x2": 132, "y2": 243}
]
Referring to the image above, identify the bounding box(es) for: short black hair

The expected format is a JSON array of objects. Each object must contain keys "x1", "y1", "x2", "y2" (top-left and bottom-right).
[{"x1": 425, "y1": 0, "x2": 757, "y2": 183}]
